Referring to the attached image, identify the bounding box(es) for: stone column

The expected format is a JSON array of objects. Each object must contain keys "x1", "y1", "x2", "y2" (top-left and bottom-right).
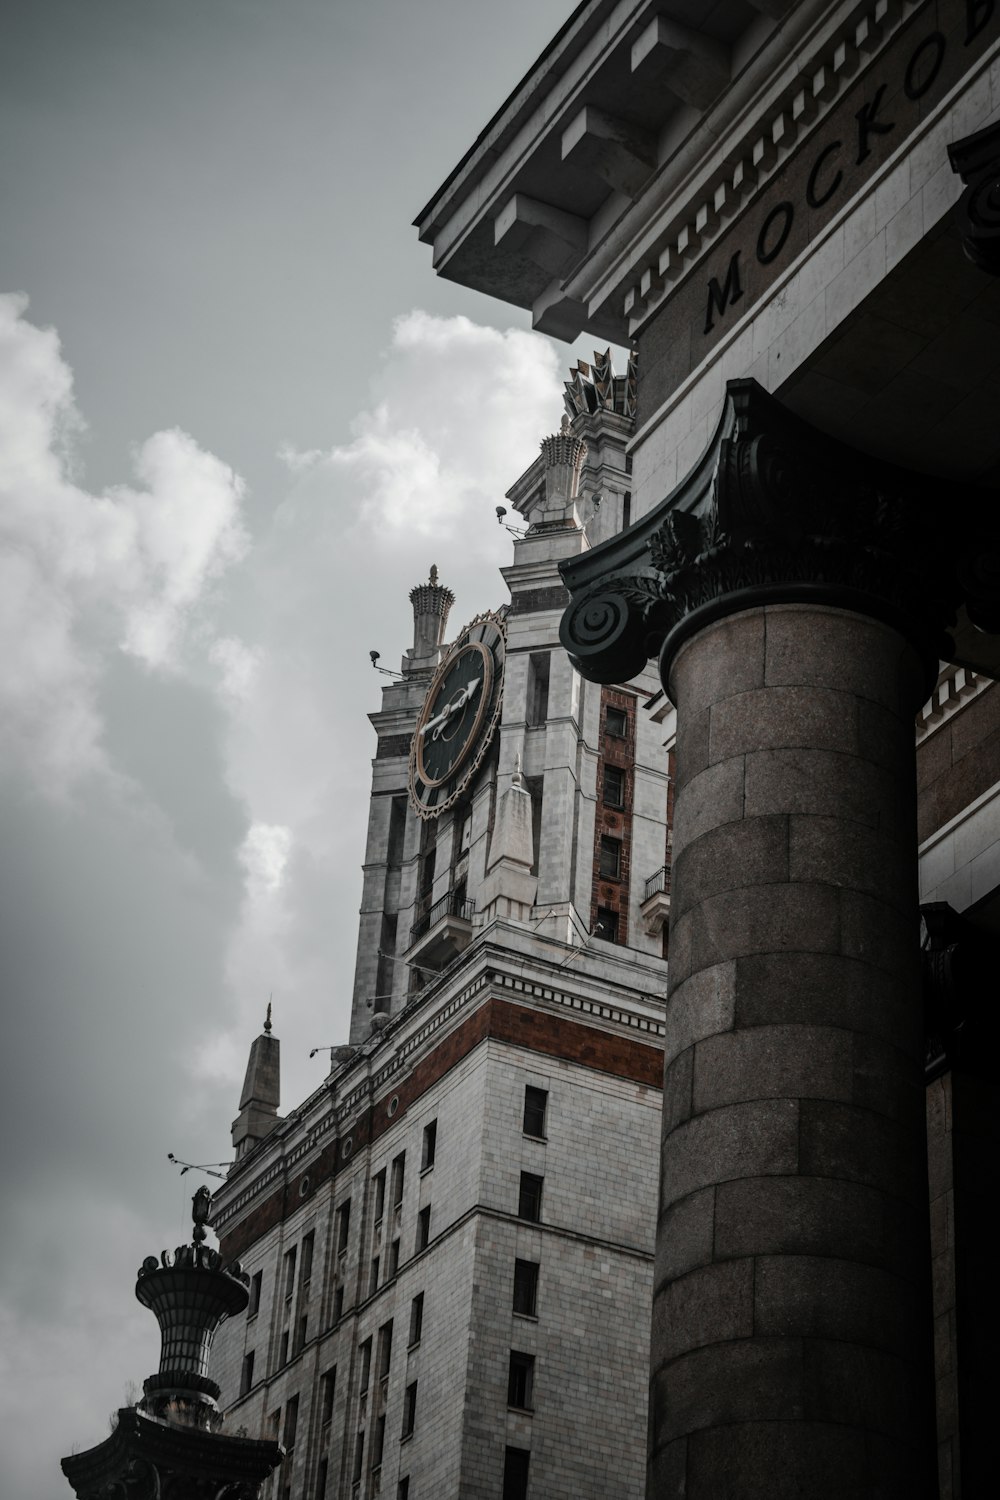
[
  {"x1": 558, "y1": 380, "x2": 1000, "y2": 1500},
  {"x1": 650, "y1": 603, "x2": 931, "y2": 1496}
]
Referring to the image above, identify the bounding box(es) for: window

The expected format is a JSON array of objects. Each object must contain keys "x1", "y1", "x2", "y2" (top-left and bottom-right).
[
  {"x1": 337, "y1": 1199, "x2": 351, "y2": 1256},
  {"x1": 513, "y1": 1260, "x2": 539, "y2": 1318},
  {"x1": 507, "y1": 1352, "x2": 535, "y2": 1411},
  {"x1": 321, "y1": 1366, "x2": 336, "y2": 1425},
  {"x1": 518, "y1": 1172, "x2": 543, "y2": 1223},
  {"x1": 371, "y1": 1413, "x2": 386, "y2": 1472},
  {"x1": 595, "y1": 905, "x2": 619, "y2": 943},
  {"x1": 370, "y1": 1255, "x2": 380, "y2": 1296},
  {"x1": 315, "y1": 1458, "x2": 328, "y2": 1499},
  {"x1": 388, "y1": 1238, "x2": 400, "y2": 1279},
  {"x1": 527, "y1": 652, "x2": 550, "y2": 726},
  {"x1": 278, "y1": 1330, "x2": 289, "y2": 1368},
  {"x1": 248, "y1": 1270, "x2": 263, "y2": 1318},
  {"x1": 391, "y1": 1152, "x2": 406, "y2": 1210},
  {"x1": 283, "y1": 1246, "x2": 298, "y2": 1302},
  {"x1": 352, "y1": 1432, "x2": 365, "y2": 1486},
  {"x1": 373, "y1": 1169, "x2": 386, "y2": 1224},
  {"x1": 603, "y1": 764, "x2": 625, "y2": 808},
  {"x1": 502, "y1": 1447, "x2": 530, "y2": 1500},
  {"x1": 522, "y1": 1086, "x2": 547, "y2": 1138},
  {"x1": 377, "y1": 1320, "x2": 393, "y2": 1382},
  {"x1": 359, "y1": 1338, "x2": 372, "y2": 1393},
  {"x1": 300, "y1": 1230, "x2": 315, "y2": 1289},
  {"x1": 283, "y1": 1395, "x2": 299, "y2": 1452},
  {"x1": 240, "y1": 1350, "x2": 255, "y2": 1396},
  {"x1": 416, "y1": 1205, "x2": 431, "y2": 1253},
  {"x1": 421, "y1": 1120, "x2": 437, "y2": 1172},
  {"x1": 397, "y1": 1479, "x2": 409, "y2": 1500},
  {"x1": 459, "y1": 809, "x2": 473, "y2": 854},
  {"x1": 408, "y1": 1292, "x2": 424, "y2": 1347},
  {"x1": 333, "y1": 1285, "x2": 345, "y2": 1323},
  {"x1": 295, "y1": 1312, "x2": 308, "y2": 1356},
  {"x1": 599, "y1": 835, "x2": 621, "y2": 879},
  {"x1": 605, "y1": 706, "x2": 627, "y2": 737},
  {"x1": 401, "y1": 1381, "x2": 417, "y2": 1439}
]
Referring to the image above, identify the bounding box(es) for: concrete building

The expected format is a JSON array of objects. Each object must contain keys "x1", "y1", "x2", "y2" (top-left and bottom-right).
[
  {"x1": 208, "y1": 357, "x2": 678, "y2": 1500},
  {"x1": 414, "y1": 1, "x2": 1000, "y2": 1496}
]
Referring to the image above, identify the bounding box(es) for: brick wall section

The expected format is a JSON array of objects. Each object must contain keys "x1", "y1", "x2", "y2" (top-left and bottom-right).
[
  {"x1": 918, "y1": 683, "x2": 1000, "y2": 843},
  {"x1": 508, "y1": 585, "x2": 570, "y2": 615},
  {"x1": 376, "y1": 734, "x2": 413, "y2": 760},
  {"x1": 219, "y1": 997, "x2": 662, "y2": 1261},
  {"x1": 590, "y1": 688, "x2": 636, "y2": 943}
]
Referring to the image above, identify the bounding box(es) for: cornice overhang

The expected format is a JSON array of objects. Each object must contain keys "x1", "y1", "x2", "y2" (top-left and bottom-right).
[
  {"x1": 559, "y1": 379, "x2": 1000, "y2": 697},
  {"x1": 948, "y1": 117, "x2": 1000, "y2": 275},
  {"x1": 415, "y1": 0, "x2": 949, "y2": 342}
]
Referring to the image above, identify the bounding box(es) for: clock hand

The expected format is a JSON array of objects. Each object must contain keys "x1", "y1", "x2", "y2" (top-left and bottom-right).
[{"x1": 420, "y1": 676, "x2": 482, "y2": 740}]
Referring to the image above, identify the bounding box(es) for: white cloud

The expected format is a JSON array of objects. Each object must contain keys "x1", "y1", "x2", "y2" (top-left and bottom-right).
[
  {"x1": 239, "y1": 821, "x2": 292, "y2": 898},
  {"x1": 0, "y1": 294, "x2": 247, "y2": 794}
]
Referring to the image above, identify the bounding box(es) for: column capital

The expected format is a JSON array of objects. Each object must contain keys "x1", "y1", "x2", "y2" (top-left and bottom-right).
[{"x1": 559, "y1": 380, "x2": 997, "y2": 694}]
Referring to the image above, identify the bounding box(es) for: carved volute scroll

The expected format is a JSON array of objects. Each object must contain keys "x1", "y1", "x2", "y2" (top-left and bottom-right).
[
  {"x1": 948, "y1": 119, "x2": 1000, "y2": 276},
  {"x1": 559, "y1": 379, "x2": 999, "y2": 699}
]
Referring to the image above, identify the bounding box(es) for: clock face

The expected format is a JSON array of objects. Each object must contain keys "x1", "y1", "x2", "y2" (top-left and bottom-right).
[{"x1": 409, "y1": 612, "x2": 506, "y2": 818}]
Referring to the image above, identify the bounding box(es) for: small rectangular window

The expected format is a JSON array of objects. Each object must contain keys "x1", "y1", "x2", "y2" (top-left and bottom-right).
[
  {"x1": 333, "y1": 1285, "x2": 344, "y2": 1323},
  {"x1": 378, "y1": 1320, "x2": 393, "y2": 1381},
  {"x1": 605, "y1": 706, "x2": 627, "y2": 737},
  {"x1": 401, "y1": 1381, "x2": 417, "y2": 1439},
  {"x1": 388, "y1": 1238, "x2": 400, "y2": 1278},
  {"x1": 603, "y1": 764, "x2": 625, "y2": 808},
  {"x1": 421, "y1": 1119, "x2": 437, "y2": 1171},
  {"x1": 337, "y1": 1200, "x2": 351, "y2": 1256},
  {"x1": 416, "y1": 1205, "x2": 431, "y2": 1253},
  {"x1": 295, "y1": 1312, "x2": 308, "y2": 1355},
  {"x1": 369, "y1": 1255, "x2": 380, "y2": 1296},
  {"x1": 518, "y1": 1172, "x2": 543, "y2": 1223},
  {"x1": 248, "y1": 1270, "x2": 263, "y2": 1318},
  {"x1": 397, "y1": 1479, "x2": 409, "y2": 1500},
  {"x1": 359, "y1": 1337, "x2": 372, "y2": 1393},
  {"x1": 315, "y1": 1457, "x2": 328, "y2": 1499},
  {"x1": 392, "y1": 1152, "x2": 406, "y2": 1210},
  {"x1": 502, "y1": 1446, "x2": 530, "y2": 1500},
  {"x1": 371, "y1": 1413, "x2": 386, "y2": 1472},
  {"x1": 240, "y1": 1350, "x2": 255, "y2": 1396},
  {"x1": 527, "y1": 652, "x2": 550, "y2": 726},
  {"x1": 599, "y1": 835, "x2": 621, "y2": 879},
  {"x1": 522, "y1": 1086, "x2": 547, "y2": 1139},
  {"x1": 278, "y1": 1329, "x2": 289, "y2": 1368},
  {"x1": 373, "y1": 1169, "x2": 386, "y2": 1224},
  {"x1": 595, "y1": 906, "x2": 619, "y2": 943},
  {"x1": 513, "y1": 1260, "x2": 539, "y2": 1318},
  {"x1": 283, "y1": 1394, "x2": 299, "y2": 1451},
  {"x1": 299, "y1": 1230, "x2": 315, "y2": 1288},
  {"x1": 408, "y1": 1292, "x2": 424, "y2": 1347},
  {"x1": 321, "y1": 1365, "x2": 336, "y2": 1425},
  {"x1": 283, "y1": 1246, "x2": 297, "y2": 1301},
  {"x1": 352, "y1": 1432, "x2": 365, "y2": 1485},
  {"x1": 507, "y1": 1351, "x2": 535, "y2": 1411}
]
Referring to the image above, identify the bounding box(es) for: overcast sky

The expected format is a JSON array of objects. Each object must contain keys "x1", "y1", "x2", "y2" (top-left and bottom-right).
[{"x1": 0, "y1": 2, "x2": 627, "y2": 1492}]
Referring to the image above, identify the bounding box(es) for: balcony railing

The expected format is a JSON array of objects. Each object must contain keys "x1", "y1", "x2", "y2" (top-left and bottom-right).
[
  {"x1": 410, "y1": 888, "x2": 475, "y2": 945},
  {"x1": 644, "y1": 865, "x2": 671, "y2": 903}
]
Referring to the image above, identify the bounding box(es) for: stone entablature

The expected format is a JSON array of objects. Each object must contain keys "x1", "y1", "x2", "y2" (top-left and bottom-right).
[
  {"x1": 916, "y1": 660, "x2": 993, "y2": 741},
  {"x1": 211, "y1": 926, "x2": 665, "y2": 1256}
]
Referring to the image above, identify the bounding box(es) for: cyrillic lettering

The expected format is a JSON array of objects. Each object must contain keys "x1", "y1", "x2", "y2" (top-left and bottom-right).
[
  {"x1": 904, "y1": 32, "x2": 946, "y2": 99},
  {"x1": 704, "y1": 250, "x2": 743, "y2": 334},
  {"x1": 966, "y1": 0, "x2": 994, "y2": 44},
  {"x1": 856, "y1": 84, "x2": 895, "y2": 163},
  {"x1": 756, "y1": 202, "x2": 794, "y2": 266},
  {"x1": 806, "y1": 140, "x2": 843, "y2": 210}
]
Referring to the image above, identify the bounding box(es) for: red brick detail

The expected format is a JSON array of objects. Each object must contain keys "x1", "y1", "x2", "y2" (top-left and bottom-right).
[
  {"x1": 591, "y1": 688, "x2": 637, "y2": 943},
  {"x1": 217, "y1": 995, "x2": 662, "y2": 1260},
  {"x1": 917, "y1": 684, "x2": 1000, "y2": 843}
]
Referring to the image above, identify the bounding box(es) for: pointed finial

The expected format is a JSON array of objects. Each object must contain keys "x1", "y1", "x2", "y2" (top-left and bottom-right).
[
  {"x1": 560, "y1": 412, "x2": 571, "y2": 433},
  {"x1": 263, "y1": 999, "x2": 272, "y2": 1035},
  {"x1": 429, "y1": 564, "x2": 438, "y2": 585},
  {"x1": 513, "y1": 751, "x2": 525, "y2": 789}
]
